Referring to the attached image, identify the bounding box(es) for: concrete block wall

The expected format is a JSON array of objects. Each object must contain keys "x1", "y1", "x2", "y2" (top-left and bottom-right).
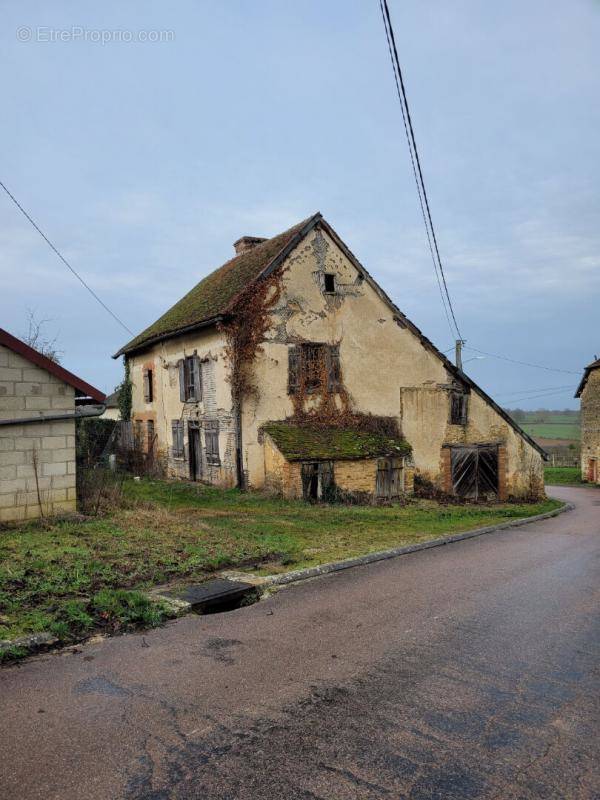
[{"x1": 0, "y1": 344, "x2": 77, "y2": 522}]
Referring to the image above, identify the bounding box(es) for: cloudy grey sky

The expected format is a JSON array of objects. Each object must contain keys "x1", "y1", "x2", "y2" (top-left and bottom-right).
[{"x1": 1, "y1": 1, "x2": 598, "y2": 408}]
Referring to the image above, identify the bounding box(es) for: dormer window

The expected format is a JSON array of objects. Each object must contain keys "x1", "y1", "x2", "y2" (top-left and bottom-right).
[{"x1": 323, "y1": 273, "x2": 336, "y2": 294}]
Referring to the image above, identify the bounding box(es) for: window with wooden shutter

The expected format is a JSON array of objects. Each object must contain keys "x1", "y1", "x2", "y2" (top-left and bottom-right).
[
  {"x1": 179, "y1": 356, "x2": 202, "y2": 402},
  {"x1": 450, "y1": 391, "x2": 468, "y2": 425},
  {"x1": 288, "y1": 345, "x2": 300, "y2": 395},
  {"x1": 204, "y1": 420, "x2": 220, "y2": 466},
  {"x1": 178, "y1": 360, "x2": 186, "y2": 403},
  {"x1": 288, "y1": 343, "x2": 342, "y2": 395},
  {"x1": 171, "y1": 420, "x2": 184, "y2": 457},
  {"x1": 143, "y1": 368, "x2": 153, "y2": 403}
]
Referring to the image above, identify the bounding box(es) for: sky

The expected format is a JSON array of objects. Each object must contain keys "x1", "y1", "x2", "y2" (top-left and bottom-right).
[{"x1": 1, "y1": 1, "x2": 599, "y2": 409}]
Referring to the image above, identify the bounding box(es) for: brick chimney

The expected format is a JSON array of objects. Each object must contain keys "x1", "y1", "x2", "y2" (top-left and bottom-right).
[{"x1": 233, "y1": 236, "x2": 266, "y2": 255}]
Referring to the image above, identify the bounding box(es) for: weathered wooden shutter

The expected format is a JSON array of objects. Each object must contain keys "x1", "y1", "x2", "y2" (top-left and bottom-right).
[
  {"x1": 171, "y1": 421, "x2": 180, "y2": 456},
  {"x1": 327, "y1": 345, "x2": 341, "y2": 392},
  {"x1": 192, "y1": 356, "x2": 202, "y2": 401},
  {"x1": 142, "y1": 368, "x2": 149, "y2": 402},
  {"x1": 178, "y1": 360, "x2": 186, "y2": 402},
  {"x1": 288, "y1": 346, "x2": 300, "y2": 395},
  {"x1": 205, "y1": 420, "x2": 220, "y2": 465}
]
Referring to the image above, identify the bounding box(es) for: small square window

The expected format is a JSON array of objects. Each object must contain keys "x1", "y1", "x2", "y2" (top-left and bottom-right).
[{"x1": 323, "y1": 273, "x2": 336, "y2": 293}]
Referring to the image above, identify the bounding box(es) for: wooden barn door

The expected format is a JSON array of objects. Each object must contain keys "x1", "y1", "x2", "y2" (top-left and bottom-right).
[{"x1": 450, "y1": 445, "x2": 498, "y2": 500}]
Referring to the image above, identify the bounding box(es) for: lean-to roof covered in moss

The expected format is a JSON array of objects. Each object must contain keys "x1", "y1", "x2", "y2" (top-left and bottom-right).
[{"x1": 262, "y1": 422, "x2": 412, "y2": 462}]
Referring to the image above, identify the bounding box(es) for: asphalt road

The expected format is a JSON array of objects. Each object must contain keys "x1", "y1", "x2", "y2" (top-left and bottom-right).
[{"x1": 1, "y1": 485, "x2": 599, "y2": 800}]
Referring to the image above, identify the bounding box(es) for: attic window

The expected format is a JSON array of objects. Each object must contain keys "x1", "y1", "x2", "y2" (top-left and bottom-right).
[
  {"x1": 450, "y1": 391, "x2": 469, "y2": 425},
  {"x1": 323, "y1": 273, "x2": 336, "y2": 294}
]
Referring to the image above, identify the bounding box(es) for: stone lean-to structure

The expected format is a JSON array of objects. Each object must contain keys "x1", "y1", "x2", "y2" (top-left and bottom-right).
[{"x1": 115, "y1": 213, "x2": 545, "y2": 501}]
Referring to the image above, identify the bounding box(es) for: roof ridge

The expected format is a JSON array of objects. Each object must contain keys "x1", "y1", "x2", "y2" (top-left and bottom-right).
[
  {"x1": 114, "y1": 213, "x2": 321, "y2": 358},
  {"x1": 0, "y1": 327, "x2": 105, "y2": 402}
]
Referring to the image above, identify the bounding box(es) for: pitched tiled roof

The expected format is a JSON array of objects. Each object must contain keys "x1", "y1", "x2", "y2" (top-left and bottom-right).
[
  {"x1": 0, "y1": 328, "x2": 105, "y2": 403},
  {"x1": 262, "y1": 422, "x2": 411, "y2": 462},
  {"x1": 575, "y1": 357, "x2": 600, "y2": 397},
  {"x1": 114, "y1": 214, "x2": 320, "y2": 357}
]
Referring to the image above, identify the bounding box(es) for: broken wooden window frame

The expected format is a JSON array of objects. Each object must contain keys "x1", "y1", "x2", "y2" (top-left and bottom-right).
[
  {"x1": 287, "y1": 343, "x2": 342, "y2": 395},
  {"x1": 449, "y1": 390, "x2": 469, "y2": 425},
  {"x1": 179, "y1": 355, "x2": 202, "y2": 402}
]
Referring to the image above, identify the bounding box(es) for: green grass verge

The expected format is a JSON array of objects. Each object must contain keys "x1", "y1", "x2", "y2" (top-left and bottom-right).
[
  {"x1": 0, "y1": 478, "x2": 561, "y2": 658},
  {"x1": 544, "y1": 466, "x2": 586, "y2": 485}
]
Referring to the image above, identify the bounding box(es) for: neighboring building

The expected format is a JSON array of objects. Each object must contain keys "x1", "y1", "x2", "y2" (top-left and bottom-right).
[
  {"x1": 114, "y1": 213, "x2": 545, "y2": 501},
  {"x1": 575, "y1": 357, "x2": 600, "y2": 484},
  {"x1": 0, "y1": 328, "x2": 105, "y2": 522},
  {"x1": 101, "y1": 390, "x2": 121, "y2": 421}
]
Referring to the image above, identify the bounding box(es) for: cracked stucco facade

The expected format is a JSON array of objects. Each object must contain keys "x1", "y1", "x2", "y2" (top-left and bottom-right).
[{"x1": 128, "y1": 225, "x2": 543, "y2": 498}]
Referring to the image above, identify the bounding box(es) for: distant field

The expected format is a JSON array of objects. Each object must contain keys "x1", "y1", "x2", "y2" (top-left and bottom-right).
[
  {"x1": 504, "y1": 410, "x2": 580, "y2": 443},
  {"x1": 520, "y1": 422, "x2": 580, "y2": 441}
]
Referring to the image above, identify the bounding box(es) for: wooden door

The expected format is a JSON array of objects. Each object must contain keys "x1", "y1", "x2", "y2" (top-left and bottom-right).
[
  {"x1": 376, "y1": 458, "x2": 403, "y2": 500},
  {"x1": 188, "y1": 422, "x2": 202, "y2": 481},
  {"x1": 301, "y1": 462, "x2": 334, "y2": 501}
]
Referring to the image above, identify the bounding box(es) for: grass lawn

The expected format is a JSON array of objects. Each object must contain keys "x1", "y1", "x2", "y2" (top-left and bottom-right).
[
  {"x1": 0, "y1": 478, "x2": 561, "y2": 658},
  {"x1": 544, "y1": 466, "x2": 587, "y2": 485}
]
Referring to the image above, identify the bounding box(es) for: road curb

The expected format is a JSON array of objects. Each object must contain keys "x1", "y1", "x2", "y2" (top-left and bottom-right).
[{"x1": 263, "y1": 501, "x2": 575, "y2": 588}]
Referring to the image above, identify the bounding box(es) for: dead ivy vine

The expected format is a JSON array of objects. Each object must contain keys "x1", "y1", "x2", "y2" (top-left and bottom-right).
[
  {"x1": 219, "y1": 268, "x2": 285, "y2": 407},
  {"x1": 221, "y1": 267, "x2": 401, "y2": 441}
]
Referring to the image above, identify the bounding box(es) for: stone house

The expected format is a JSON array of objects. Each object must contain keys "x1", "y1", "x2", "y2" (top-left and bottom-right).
[
  {"x1": 575, "y1": 357, "x2": 600, "y2": 484},
  {"x1": 114, "y1": 213, "x2": 546, "y2": 501},
  {"x1": 0, "y1": 328, "x2": 106, "y2": 522}
]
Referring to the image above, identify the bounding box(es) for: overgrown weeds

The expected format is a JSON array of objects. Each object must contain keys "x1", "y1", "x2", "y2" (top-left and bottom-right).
[{"x1": 0, "y1": 477, "x2": 562, "y2": 662}]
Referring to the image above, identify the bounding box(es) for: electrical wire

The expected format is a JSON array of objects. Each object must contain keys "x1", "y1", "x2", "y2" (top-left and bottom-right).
[
  {"x1": 0, "y1": 179, "x2": 134, "y2": 336},
  {"x1": 494, "y1": 384, "x2": 575, "y2": 398},
  {"x1": 464, "y1": 346, "x2": 580, "y2": 375},
  {"x1": 378, "y1": 0, "x2": 463, "y2": 341},
  {"x1": 500, "y1": 388, "x2": 577, "y2": 404}
]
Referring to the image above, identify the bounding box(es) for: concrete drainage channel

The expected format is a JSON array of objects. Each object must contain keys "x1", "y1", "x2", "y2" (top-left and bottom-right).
[{"x1": 156, "y1": 578, "x2": 263, "y2": 615}]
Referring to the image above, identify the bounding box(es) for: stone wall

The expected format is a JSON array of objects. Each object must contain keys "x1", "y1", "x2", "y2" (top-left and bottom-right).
[
  {"x1": 334, "y1": 460, "x2": 378, "y2": 494},
  {"x1": 0, "y1": 344, "x2": 76, "y2": 522},
  {"x1": 580, "y1": 368, "x2": 600, "y2": 484}
]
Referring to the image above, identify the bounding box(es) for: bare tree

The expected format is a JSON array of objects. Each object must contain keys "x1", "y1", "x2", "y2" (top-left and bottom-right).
[{"x1": 22, "y1": 309, "x2": 63, "y2": 363}]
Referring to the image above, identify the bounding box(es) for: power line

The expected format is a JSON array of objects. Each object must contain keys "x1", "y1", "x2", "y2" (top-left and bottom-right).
[
  {"x1": 0, "y1": 180, "x2": 134, "y2": 336},
  {"x1": 464, "y1": 346, "x2": 580, "y2": 375},
  {"x1": 378, "y1": 0, "x2": 463, "y2": 341},
  {"x1": 501, "y1": 389, "x2": 577, "y2": 404},
  {"x1": 494, "y1": 384, "x2": 575, "y2": 398},
  {"x1": 378, "y1": 0, "x2": 454, "y2": 341}
]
